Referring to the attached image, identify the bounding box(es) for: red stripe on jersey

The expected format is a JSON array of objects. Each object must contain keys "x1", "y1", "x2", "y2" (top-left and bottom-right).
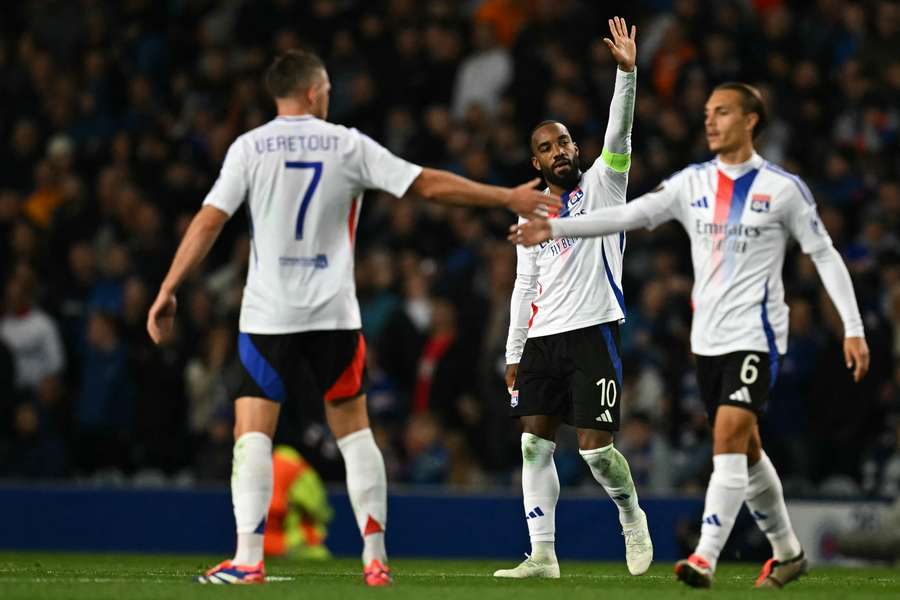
[
  {"x1": 713, "y1": 171, "x2": 734, "y2": 224},
  {"x1": 324, "y1": 333, "x2": 366, "y2": 402},
  {"x1": 527, "y1": 283, "x2": 543, "y2": 329},
  {"x1": 711, "y1": 171, "x2": 734, "y2": 279},
  {"x1": 348, "y1": 197, "x2": 359, "y2": 245}
]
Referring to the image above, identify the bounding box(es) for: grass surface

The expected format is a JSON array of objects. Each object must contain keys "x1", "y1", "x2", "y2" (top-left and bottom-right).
[{"x1": 0, "y1": 552, "x2": 898, "y2": 599}]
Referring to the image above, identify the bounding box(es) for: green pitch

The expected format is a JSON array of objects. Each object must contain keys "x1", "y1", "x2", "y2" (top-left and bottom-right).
[{"x1": 0, "y1": 552, "x2": 897, "y2": 599}]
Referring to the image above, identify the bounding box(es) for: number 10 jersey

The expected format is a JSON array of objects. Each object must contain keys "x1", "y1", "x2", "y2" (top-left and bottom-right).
[{"x1": 203, "y1": 115, "x2": 422, "y2": 334}]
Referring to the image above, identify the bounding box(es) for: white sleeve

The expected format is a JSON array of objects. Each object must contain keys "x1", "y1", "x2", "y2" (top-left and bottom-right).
[
  {"x1": 781, "y1": 177, "x2": 864, "y2": 338},
  {"x1": 353, "y1": 129, "x2": 423, "y2": 198},
  {"x1": 781, "y1": 178, "x2": 833, "y2": 255},
  {"x1": 581, "y1": 68, "x2": 636, "y2": 207},
  {"x1": 203, "y1": 138, "x2": 248, "y2": 216},
  {"x1": 601, "y1": 68, "x2": 636, "y2": 166},
  {"x1": 550, "y1": 173, "x2": 683, "y2": 239},
  {"x1": 809, "y1": 246, "x2": 865, "y2": 339},
  {"x1": 506, "y1": 232, "x2": 539, "y2": 364}
]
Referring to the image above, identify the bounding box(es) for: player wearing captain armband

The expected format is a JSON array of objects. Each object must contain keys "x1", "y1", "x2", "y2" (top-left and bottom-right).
[
  {"x1": 512, "y1": 81, "x2": 869, "y2": 590},
  {"x1": 496, "y1": 17, "x2": 653, "y2": 580},
  {"x1": 147, "y1": 49, "x2": 559, "y2": 587}
]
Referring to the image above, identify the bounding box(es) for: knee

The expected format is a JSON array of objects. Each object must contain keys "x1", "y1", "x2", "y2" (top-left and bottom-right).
[
  {"x1": 747, "y1": 435, "x2": 762, "y2": 465},
  {"x1": 713, "y1": 410, "x2": 756, "y2": 455},
  {"x1": 521, "y1": 433, "x2": 555, "y2": 465},
  {"x1": 577, "y1": 429, "x2": 613, "y2": 451}
]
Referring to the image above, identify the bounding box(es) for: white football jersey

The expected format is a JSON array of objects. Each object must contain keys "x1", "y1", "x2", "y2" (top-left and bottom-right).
[
  {"x1": 637, "y1": 152, "x2": 832, "y2": 356},
  {"x1": 516, "y1": 157, "x2": 627, "y2": 338},
  {"x1": 203, "y1": 115, "x2": 422, "y2": 334}
]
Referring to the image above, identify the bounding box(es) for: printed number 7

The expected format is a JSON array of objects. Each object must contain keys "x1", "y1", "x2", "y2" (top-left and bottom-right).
[{"x1": 286, "y1": 161, "x2": 323, "y2": 240}]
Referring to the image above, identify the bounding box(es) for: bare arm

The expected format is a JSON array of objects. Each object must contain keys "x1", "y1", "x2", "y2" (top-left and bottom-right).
[
  {"x1": 147, "y1": 205, "x2": 229, "y2": 344},
  {"x1": 409, "y1": 168, "x2": 560, "y2": 218}
]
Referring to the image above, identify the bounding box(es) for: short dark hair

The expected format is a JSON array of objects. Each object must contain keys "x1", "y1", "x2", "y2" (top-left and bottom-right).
[
  {"x1": 713, "y1": 82, "x2": 768, "y2": 138},
  {"x1": 264, "y1": 50, "x2": 326, "y2": 99},
  {"x1": 529, "y1": 119, "x2": 566, "y2": 150}
]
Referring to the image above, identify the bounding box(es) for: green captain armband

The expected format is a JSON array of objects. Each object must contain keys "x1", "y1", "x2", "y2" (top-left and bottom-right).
[{"x1": 601, "y1": 148, "x2": 631, "y2": 173}]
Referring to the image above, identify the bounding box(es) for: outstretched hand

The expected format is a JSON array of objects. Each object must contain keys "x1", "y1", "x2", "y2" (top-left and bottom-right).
[
  {"x1": 603, "y1": 16, "x2": 636, "y2": 72},
  {"x1": 508, "y1": 219, "x2": 553, "y2": 247},
  {"x1": 507, "y1": 178, "x2": 561, "y2": 219}
]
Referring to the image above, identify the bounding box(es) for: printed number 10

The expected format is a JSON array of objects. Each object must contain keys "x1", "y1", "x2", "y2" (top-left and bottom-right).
[
  {"x1": 286, "y1": 161, "x2": 323, "y2": 240},
  {"x1": 595, "y1": 378, "x2": 617, "y2": 407}
]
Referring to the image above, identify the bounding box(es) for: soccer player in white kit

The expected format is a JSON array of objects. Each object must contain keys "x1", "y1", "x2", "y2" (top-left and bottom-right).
[
  {"x1": 513, "y1": 82, "x2": 871, "y2": 589},
  {"x1": 495, "y1": 18, "x2": 653, "y2": 580},
  {"x1": 146, "y1": 50, "x2": 559, "y2": 586}
]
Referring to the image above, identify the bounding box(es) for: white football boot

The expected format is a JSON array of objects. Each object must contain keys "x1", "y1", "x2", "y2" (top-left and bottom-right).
[
  {"x1": 622, "y1": 509, "x2": 653, "y2": 575},
  {"x1": 493, "y1": 554, "x2": 560, "y2": 579}
]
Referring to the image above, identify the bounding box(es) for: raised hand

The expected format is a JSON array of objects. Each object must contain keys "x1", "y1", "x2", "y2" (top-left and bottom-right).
[
  {"x1": 507, "y1": 178, "x2": 561, "y2": 219},
  {"x1": 603, "y1": 16, "x2": 636, "y2": 72},
  {"x1": 508, "y1": 218, "x2": 553, "y2": 247}
]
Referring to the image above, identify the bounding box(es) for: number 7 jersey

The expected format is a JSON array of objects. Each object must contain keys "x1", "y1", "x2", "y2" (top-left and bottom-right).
[{"x1": 203, "y1": 115, "x2": 422, "y2": 334}]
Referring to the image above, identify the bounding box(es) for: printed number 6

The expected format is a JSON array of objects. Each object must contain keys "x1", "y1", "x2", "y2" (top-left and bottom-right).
[
  {"x1": 740, "y1": 354, "x2": 760, "y2": 385},
  {"x1": 286, "y1": 161, "x2": 323, "y2": 240}
]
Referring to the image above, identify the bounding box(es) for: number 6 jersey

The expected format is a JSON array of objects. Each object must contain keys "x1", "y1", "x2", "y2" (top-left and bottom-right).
[
  {"x1": 552, "y1": 152, "x2": 865, "y2": 358},
  {"x1": 203, "y1": 115, "x2": 422, "y2": 334}
]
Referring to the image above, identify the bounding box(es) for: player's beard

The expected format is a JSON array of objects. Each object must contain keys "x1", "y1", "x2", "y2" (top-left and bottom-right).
[{"x1": 542, "y1": 159, "x2": 581, "y2": 190}]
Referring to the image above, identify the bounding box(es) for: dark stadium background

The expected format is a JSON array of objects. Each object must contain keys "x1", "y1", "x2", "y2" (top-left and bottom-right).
[{"x1": 0, "y1": 0, "x2": 898, "y2": 514}]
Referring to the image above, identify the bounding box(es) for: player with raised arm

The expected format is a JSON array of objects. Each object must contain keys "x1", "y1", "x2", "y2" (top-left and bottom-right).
[
  {"x1": 146, "y1": 50, "x2": 559, "y2": 586},
  {"x1": 512, "y1": 82, "x2": 870, "y2": 589},
  {"x1": 494, "y1": 17, "x2": 652, "y2": 580}
]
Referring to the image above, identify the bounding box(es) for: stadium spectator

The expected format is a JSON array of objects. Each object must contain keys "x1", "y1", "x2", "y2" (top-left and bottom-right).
[
  {"x1": 0, "y1": 264, "x2": 65, "y2": 396},
  {"x1": 0, "y1": 0, "x2": 896, "y2": 494}
]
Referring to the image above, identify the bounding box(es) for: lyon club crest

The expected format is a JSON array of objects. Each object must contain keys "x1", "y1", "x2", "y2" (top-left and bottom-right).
[{"x1": 750, "y1": 193, "x2": 771, "y2": 213}]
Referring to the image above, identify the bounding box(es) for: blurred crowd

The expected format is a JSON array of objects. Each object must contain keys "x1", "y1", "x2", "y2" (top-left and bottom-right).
[{"x1": 1, "y1": 0, "x2": 899, "y2": 497}]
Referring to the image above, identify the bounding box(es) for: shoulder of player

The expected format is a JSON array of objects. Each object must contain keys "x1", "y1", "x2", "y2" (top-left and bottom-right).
[
  {"x1": 759, "y1": 161, "x2": 815, "y2": 206},
  {"x1": 664, "y1": 160, "x2": 714, "y2": 185},
  {"x1": 649, "y1": 160, "x2": 711, "y2": 194},
  {"x1": 684, "y1": 159, "x2": 716, "y2": 176}
]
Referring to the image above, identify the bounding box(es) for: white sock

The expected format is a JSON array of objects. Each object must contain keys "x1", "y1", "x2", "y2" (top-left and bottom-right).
[
  {"x1": 521, "y1": 433, "x2": 559, "y2": 561},
  {"x1": 579, "y1": 444, "x2": 640, "y2": 526},
  {"x1": 695, "y1": 453, "x2": 748, "y2": 570},
  {"x1": 337, "y1": 428, "x2": 388, "y2": 565},
  {"x1": 231, "y1": 431, "x2": 273, "y2": 565},
  {"x1": 746, "y1": 452, "x2": 802, "y2": 561}
]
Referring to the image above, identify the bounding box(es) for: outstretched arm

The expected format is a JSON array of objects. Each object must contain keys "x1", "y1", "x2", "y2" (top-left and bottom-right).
[
  {"x1": 509, "y1": 173, "x2": 688, "y2": 247},
  {"x1": 409, "y1": 168, "x2": 560, "y2": 219},
  {"x1": 147, "y1": 205, "x2": 229, "y2": 344}
]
